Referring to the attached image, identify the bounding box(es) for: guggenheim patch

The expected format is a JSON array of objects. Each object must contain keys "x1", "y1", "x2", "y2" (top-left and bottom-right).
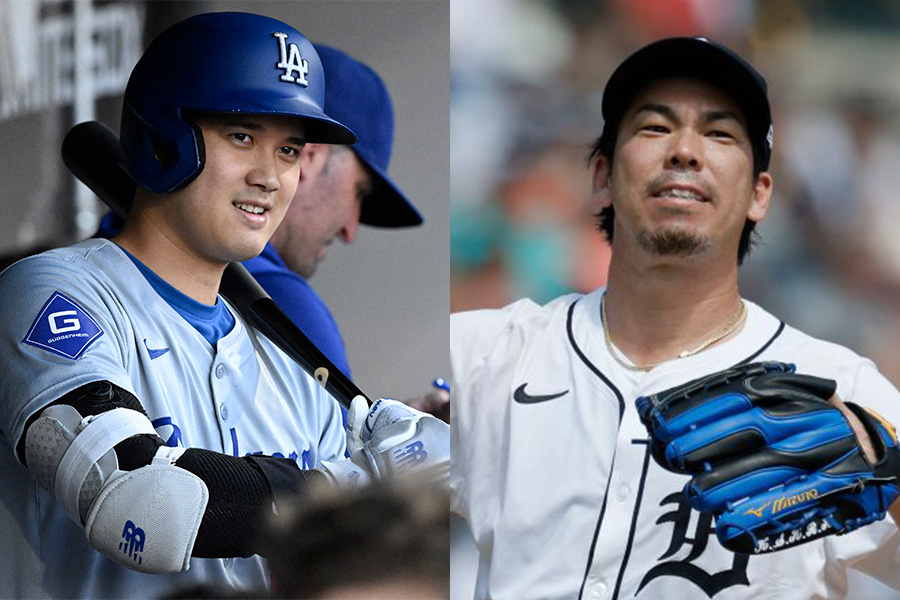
[{"x1": 23, "y1": 292, "x2": 103, "y2": 359}]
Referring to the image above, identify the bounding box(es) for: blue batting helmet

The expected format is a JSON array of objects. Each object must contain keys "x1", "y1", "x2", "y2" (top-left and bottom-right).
[{"x1": 119, "y1": 12, "x2": 357, "y2": 194}]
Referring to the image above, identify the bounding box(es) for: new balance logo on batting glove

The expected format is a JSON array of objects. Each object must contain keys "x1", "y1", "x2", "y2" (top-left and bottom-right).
[{"x1": 319, "y1": 397, "x2": 449, "y2": 488}]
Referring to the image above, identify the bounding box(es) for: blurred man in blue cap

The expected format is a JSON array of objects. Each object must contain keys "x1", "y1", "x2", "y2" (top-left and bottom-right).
[
  {"x1": 242, "y1": 45, "x2": 449, "y2": 418},
  {"x1": 243, "y1": 45, "x2": 423, "y2": 381}
]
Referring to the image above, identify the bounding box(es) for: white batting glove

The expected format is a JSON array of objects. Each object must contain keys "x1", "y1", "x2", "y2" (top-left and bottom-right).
[
  {"x1": 317, "y1": 395, "x2": 373, "y2": 488},
  {"x1": 350, "y1": 397, "x2": 450, "y2": 485},
  {"x1": 319, "y1": 397, "x2": 450, "y2": 488},
  {"x1": 345, "y1": 394, "x2": 370, "y2": 454},
  {"x1": 316, "y1": 457, "x2": 372, "y2": 488}
]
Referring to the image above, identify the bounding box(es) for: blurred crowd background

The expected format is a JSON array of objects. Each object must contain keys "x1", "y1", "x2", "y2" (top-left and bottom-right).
[{"x1": 451, "y1": 0, "x2": 900, "y2": 597}]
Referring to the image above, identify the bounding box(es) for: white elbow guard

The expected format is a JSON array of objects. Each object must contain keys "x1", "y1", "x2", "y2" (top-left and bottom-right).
[{"x1": 25, "y1": 404, "x2": 209, "y2": 573}]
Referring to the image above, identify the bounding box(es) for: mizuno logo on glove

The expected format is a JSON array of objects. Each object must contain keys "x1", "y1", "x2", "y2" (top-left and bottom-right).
[{"x1": 636, "y1": 361, "x2": 900, "y2": 554}]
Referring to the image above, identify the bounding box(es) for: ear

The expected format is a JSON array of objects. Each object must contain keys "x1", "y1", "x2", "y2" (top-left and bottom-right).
[
  {"x1": 590, "y1": 154, "x2": 613, "y2": 214},
  {"x1": 747, "y1": 171, "x2": 773, "y2": 223},
  {"x1": 298, "y1": 143, "x2": 331, "y2": 180}
]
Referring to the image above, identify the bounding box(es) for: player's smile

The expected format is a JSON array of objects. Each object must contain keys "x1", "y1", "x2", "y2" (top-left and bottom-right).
[
  {"x1": 232, "y1": 199, "x2": 273, "y2": 228},
  {"x1": 648, "y1": 181, "x2": 712, "y2": 213},
  {"x1": 651, "y1": 183, "x2": 710, "y2": 203}
]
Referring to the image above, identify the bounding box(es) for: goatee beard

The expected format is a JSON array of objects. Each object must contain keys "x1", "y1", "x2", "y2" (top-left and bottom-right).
[{"x1": 637, "y1": 228, "x2": 711, "y2": 257}]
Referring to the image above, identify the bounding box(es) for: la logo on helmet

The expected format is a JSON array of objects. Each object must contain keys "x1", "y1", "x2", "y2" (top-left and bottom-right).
[{"x1": 273, "y1": 32, "x2": 309, "y2": 86}]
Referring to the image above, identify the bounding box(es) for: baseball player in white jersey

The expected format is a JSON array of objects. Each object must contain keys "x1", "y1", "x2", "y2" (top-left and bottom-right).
[
  {"x1": 0, "y1": 12, "x2": 448, "y2": 599},
  {"x1": 450, "y1": 37, "x2": 900, "y2": 600}
]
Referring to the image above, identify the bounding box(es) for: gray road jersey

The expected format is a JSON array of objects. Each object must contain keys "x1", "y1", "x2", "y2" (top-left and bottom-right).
[{"x1": 0, "y1": 238, "x2": 345, "y2": 599}]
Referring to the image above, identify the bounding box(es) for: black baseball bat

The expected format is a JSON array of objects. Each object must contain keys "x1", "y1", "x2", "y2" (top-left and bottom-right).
[{"x1": 62, "y1": 121, "x2": 369, "y2": 409}]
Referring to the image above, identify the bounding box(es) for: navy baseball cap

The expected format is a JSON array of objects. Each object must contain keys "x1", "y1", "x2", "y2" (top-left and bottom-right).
[
  {"x1": 599, "y1": 37, "x2": 773, "y2": 172},
  {"x1": 316, "y1": 45, "x2": 423, "y2": 227}
]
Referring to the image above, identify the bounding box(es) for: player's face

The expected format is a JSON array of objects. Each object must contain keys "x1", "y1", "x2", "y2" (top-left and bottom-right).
[
  {"x1": 270, "y1": 144, "x2": 368, "y2": 279},
  {"x1": 598, "y1": 77, "x2": 772, "y2": 262},
  {"x1": 162, "y1": 113, "x2": 305, "y2": 264}
]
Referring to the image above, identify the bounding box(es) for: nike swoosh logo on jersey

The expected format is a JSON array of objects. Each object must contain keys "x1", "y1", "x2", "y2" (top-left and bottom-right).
[
  {"x1": 513, "y1": 383, "x2": 569, "y2": 404},
  {"x1": 143, "y1": 338, "x2": 170, "y2": 360}
]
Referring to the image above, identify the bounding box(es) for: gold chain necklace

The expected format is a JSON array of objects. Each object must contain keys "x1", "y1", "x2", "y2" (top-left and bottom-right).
[{"x1": 600, "y1": 295, "x2": 747, "y2": 372}]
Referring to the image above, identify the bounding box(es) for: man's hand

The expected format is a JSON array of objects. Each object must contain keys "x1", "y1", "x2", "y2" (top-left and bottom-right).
[
  {"x1": 319, "y1": 397, "x2": 450, "y2": 489},
  {"x1": 349, "y1": 397, "x2": 450, "y2": 484},
  {"x1": 636, "y1": 362, "x2": 900, "y2": 554},
  {"x1": 830, "y1": 395, "x2": 900, "y2": 527}
]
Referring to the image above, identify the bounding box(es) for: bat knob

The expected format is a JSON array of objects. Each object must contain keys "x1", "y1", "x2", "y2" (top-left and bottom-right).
[{"x1": 314, "y1": 367, "x2": 330, "y2": 387}]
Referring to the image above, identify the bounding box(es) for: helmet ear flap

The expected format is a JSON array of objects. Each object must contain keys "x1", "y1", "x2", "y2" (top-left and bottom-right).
[
  {"x1": 147, "y1": 131, "x2": 176, "y2": 170},
  {"x1": 163, "y1": 116, "x2": 206, "y2": 193},
  {"x1": 119, "y1": 102, "x2": 205, "y2": 194},
  {"x1": 119, "y1": 100, "x2": 164, "y2": 186}
]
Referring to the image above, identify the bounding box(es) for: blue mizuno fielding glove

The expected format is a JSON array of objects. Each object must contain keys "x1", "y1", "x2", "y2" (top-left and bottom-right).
[{"x1": 636, "y1": 362, "x2": 900, "y2": 554}]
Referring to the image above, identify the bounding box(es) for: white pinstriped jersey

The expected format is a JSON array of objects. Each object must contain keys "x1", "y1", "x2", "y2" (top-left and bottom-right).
[
  {"x1": 0, "y1": 239, "x2": 346, "y2": 599},
  {"x1": 450, "y1": 288, "x2": 900, "y2": 600}
]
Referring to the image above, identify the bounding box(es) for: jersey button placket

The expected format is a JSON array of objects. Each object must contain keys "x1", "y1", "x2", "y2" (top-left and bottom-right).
[
  {"x1": 591, "y1": 580, "x2": 608, "y2": 598},
  {"x1": 585, "y1": 399, "x2": 648, "y2": 595},
  {"x1": 212, "y1": 362, "x2": 229, "y2": 427}
]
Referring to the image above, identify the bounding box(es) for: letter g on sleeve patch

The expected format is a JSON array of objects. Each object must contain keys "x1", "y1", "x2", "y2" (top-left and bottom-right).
[{"x1": 23, "y1": 292, "x2": 104, "y2": 359}]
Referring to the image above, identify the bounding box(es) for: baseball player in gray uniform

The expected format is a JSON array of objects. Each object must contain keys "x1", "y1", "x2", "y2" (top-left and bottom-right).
[
  {"x1": 0, "y1": 12, "x2": 447, "y2": 599},
  {"x1": 451, "y1": 37, "x2": 900, "y2": 599}
]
